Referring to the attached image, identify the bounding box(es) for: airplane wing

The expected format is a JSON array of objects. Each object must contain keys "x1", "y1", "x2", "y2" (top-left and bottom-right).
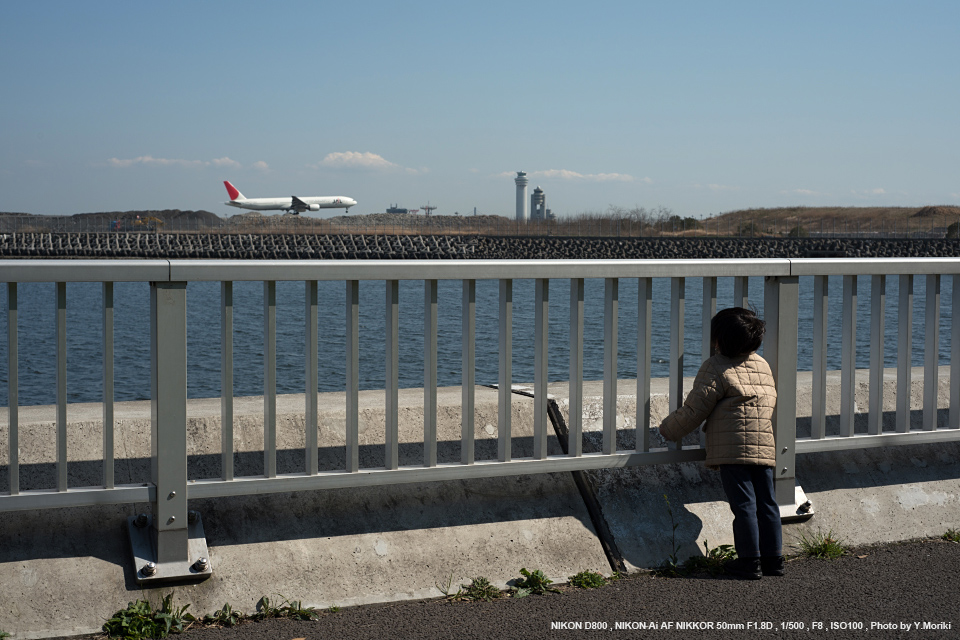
[{"x1": 291, "y1": 196, "x2": 309, "y2": 210}]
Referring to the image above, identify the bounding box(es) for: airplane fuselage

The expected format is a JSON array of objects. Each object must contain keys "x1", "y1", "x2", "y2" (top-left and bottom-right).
[
  {"x1": 224, "y1": 196, "x2": 357, "y2": 212},
  {"x1": 223, "y1": 181, "x2": 357, "y2": 213}
]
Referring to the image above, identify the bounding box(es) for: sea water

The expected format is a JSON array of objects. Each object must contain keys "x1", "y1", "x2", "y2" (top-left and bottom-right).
[{"x1": 0, "y1": 275, "x2": 953, "y2": 407}]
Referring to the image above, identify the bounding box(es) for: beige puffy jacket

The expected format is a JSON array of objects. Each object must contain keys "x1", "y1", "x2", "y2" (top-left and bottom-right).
[{"x1": 659, "y1": 352, "x2": 777, "y2": 468}]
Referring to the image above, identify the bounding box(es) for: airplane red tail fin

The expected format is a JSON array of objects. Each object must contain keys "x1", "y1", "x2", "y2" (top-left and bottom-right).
[{"x1": 223, "y1": 181, "x2": 245, "y2": 201}]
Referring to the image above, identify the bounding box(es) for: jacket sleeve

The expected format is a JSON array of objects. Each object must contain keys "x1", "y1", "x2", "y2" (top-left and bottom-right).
[{"x1": 659, "y1": 360, "x2": 724, "y2": 442}]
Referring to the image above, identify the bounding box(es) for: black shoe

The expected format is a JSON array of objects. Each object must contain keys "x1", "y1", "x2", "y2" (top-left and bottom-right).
[
  {"x1": 724, "y1": 558, "x2": 761, "y2": 580},
  {"x1": 761, "y1": 556, "x2": 785, "y2": 576}
]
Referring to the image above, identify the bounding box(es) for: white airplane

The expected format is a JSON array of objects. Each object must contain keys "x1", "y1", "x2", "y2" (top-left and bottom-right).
[{"x1": 223, "y1": 181, "x2": 357, "y2": 214}]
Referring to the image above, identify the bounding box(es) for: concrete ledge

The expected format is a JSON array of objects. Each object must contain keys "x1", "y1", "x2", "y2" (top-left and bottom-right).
[
  {"x1": 2, "y1": 367, "x2": 960, "y2": 638},
  {"x1": 0, "y1": 386, "x2": 609, "y2": 639}
]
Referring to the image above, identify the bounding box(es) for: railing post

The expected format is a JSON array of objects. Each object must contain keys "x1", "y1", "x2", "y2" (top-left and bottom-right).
[
  {"x1": 764, "y1": 275, "x2": 799, "y2": 509},
  {"x1": 131, "y1": 281, "x2": 209, "y2": 584},
  {"x1": 151, "y1": 280, "x2": 188, "y2": 564}
]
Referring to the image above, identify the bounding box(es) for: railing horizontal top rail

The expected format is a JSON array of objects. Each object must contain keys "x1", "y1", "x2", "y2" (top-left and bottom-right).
[
  {"x1": 789, "y1": 257, "x2": 960, "y2": 276},
  {"x1": 0, "y1": 259, "x2": 170, "y2": 283},
  {"x1": 4, "y1": 257, "x2": 960, "y2": 284},
  {"x1": 3, "y1": 258, "x2": 795, "y2": 283}
]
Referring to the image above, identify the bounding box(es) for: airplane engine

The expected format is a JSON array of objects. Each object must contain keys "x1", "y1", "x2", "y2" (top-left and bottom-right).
[{"x1": 307, "y1": 204, "x2": 320, "y2": 211}]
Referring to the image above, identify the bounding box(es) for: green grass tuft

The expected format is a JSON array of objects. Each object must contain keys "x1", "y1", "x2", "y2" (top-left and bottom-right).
[
  {"x1": 943, "y1": 529, "x2": 960, "y2": 543},
  {"x1": 568, "y1": 570, "x2": 608, "y2": 589},
  {"x1": 797, "y1": 529, "x2": 847, "y2": 559},
  {"x1": 253, "y1": 596, "x2": 319, "y2": 621},
  {"x1": 103, "y1": 594, "x2": 194, "y2": 639},
  {"x1": 682, "y1": 540, "x2": 738, "y2": 576},
  {"x1": 512, "y1": 568, "x2": 560, "y2": 595},
  {"x1": 459, "y1": 576, "x2": 503, "y2": 601},
  {"x1": 203, "y1": 603, "x2": 243, "y2": 627}
]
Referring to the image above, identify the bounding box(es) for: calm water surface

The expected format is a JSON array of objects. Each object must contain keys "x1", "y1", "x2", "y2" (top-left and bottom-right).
[{"x1": 0, "y1": 275, "x2": 954, "y2": 407}]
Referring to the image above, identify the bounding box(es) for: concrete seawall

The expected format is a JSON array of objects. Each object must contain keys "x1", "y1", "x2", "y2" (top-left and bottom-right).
[
  {"x1": 3, "y1": 232, "x2": 960, "y2": 260},
  {"x1": 2, "y1": 368, "x2": 960, "y2": 638}
]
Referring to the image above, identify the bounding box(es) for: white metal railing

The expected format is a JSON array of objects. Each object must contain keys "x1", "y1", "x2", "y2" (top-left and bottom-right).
[{"x1": 3, "y1": 258, "x2": 960, "y2": 569}]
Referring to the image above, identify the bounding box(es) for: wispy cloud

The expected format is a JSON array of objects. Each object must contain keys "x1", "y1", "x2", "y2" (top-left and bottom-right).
[
  {"x1": 850, "y1": 188, "x2": 888, "y2": 198},
  {"x1": 694, "y1": 183, "x2": 740, "y2": 192},
  {"x1": 781, "y1": 188, "x2": 823, "y2": 196},
  {"x1": 211, "y1": 157, "x2": 241, "y2": 169},
  {"x1": 252, "y1": 160, "x2": 270, "y2": 172},
  {"x1": 497, "y1": 169, "x2": 641, "y2": 183},
  {"x1": 315, "y1": 151, "x2": 414, "y2": 173},
  {"x1": 107, "y1": 155, "x2": 242, "y2": 169}
]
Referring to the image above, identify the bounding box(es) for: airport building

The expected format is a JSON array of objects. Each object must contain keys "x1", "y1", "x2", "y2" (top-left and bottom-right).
[
  {"x1": 514, "y1": 171, "x2": 529, "y2": 221},
  {"x1": 514, "y1": 172, "x2": 554, "y2": 221}
]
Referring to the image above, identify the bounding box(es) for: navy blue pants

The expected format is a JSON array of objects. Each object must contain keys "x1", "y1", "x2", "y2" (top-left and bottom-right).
[{"x1": 719, "y1": 464, "x2": 782, "y2": 559}]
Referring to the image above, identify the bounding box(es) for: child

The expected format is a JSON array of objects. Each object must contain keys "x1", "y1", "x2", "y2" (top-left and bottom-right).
[{"x1": 658, "y1": 307, "x2": 783, "y2": 579}]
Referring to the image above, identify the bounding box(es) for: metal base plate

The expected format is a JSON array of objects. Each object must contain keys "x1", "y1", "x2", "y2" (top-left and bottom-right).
[
  {"x1": 780, "y1": 483, "x2": 814, "y2": 522},
  {"x1": 127, "y1": 512, "x2": 213, "y2": 585}
]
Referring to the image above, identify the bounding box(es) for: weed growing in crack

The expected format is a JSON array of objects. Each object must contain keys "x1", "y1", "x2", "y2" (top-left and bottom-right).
[
  {"x1": 568, "y1": 570, "x2": 608, "y2": 589},
  {"x1": 796, "y1": 529, "x2": 847, "y2": 559},
  {"x1": 460, "y1": 576, "x2": 503, "y2": 601},
  {"x1": 203, "y1": 603, "x2": 243, "y2": 627},
  {"x1": 512, "y1": 568, "x2": 560, "y2": 596},
  {"x1": 253, "y1": 596, "x2": 319, "y2": 621},
  {"x1": 681, "y1": 540, "x2": 737, "y2": 576},
  {"x1": 102, "y1": 594, "x2": 195, "y2": 639}
]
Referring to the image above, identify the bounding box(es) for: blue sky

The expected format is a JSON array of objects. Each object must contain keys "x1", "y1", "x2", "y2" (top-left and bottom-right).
[{"x1": 1, "y1": 1, "x2": 957, "y2": 219}]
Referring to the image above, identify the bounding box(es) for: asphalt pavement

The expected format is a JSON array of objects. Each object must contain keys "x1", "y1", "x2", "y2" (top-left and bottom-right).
[{"x1": 57, "y1": 538, "x2": 959, "y2": 640}]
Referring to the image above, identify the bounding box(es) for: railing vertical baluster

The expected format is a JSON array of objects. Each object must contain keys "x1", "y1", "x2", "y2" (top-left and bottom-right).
[
  {"x1": 764, "y1": 275, "x2": 799, "y2": 507},
  {"x1": 897, "y1": 274, "x2": 914, "y2": 431},
  {"x1": 701, "y1": 277, "x2": 717, "y2": 448},
  {"x1": 924, "y1": 274, "x2": 940, "y2": 430},
  {"x1": 569, "y1": 278, "x2": 584, "y2": 457},
  {"x1": 534, "y1": 278, "x2": 549, "y2": 459},
  {"x1": 461, "y1": 279, "x2": 475, "y2": 465},
  {"x1": 812, "y1": 275, "x2": 829, "y2": 439},
  {"x1": 840, "y1": 275, "x2": 857, "y2": 437},
  {"x1": 734, "y1": 275, "x2": 749, "y2": 308},
  {"x1": 149, "y1": 281, "x2": 189, "y2": 566},
  {"x1": 220, "y1": 282, "x2": 234, "y2": 481},
  {"x1": 952, "y1": 275, "x2": 960, "y2": 430},
  {"x1": 305, "y1": 281, "x2": 318, "y2": 475},
  {"x1": 603, "y1": 278, "x2": 618, "y2": 455},
  {"x1": 669, "y1": 278, "x2": 684, "y2": 403},
  {"x1": 669, "y1": 278, "x2": 685, "y2": 450},
  {"x1": 385, "y1": 280, "x2": 399, "y2": 470},
  {"x1": 947, "y1": 273, "x2": 960, "y2": 429},
  {"x1": 424, "y1": 279, "x2": 438, "y2": 467},
  {"x1": 6, "y1": 282, "x2": 18, "y2": 495},
  {"x1": 868, "y1": 275, "x2": 886, "y2": 435},
  {"x1": 346, "y1": 280, "x2": 360, "y2": 472},
  {"x1": 702, "y1": 277, "x2": 717, "y2": 361},
  {"x1": 263, "y1": 281, "x2": 277, "y2": 478},
  {"x1": 102, "y1": 282, "x2": 115, "y2": 488},
  {"x1": 637, "y1": 277, "x2": 652, "y2": 452},
  {"x1": 56, "y1": 281, "x2": 67, "y2": 491},
  {"x1": 498, "y1": 279, "x2": 512, "y2": 462}
]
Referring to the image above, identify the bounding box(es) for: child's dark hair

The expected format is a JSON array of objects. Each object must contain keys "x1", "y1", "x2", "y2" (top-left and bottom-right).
[{"x1": 710, "y1": 307, "x2": 765, "y2": 357}]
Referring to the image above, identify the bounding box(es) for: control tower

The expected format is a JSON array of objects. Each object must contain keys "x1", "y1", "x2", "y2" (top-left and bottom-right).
[
  {"x1": 531, "y1": 185, "x2": 546, "y2": 220},
  {"x1": 514, "y1": 171, "x2": 529, "y2": 221}
]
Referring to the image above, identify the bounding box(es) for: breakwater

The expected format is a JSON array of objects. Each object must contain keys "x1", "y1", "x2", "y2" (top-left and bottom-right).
[{"x1": 2, "y1": 232, "x2": 959, "y2": 259}]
